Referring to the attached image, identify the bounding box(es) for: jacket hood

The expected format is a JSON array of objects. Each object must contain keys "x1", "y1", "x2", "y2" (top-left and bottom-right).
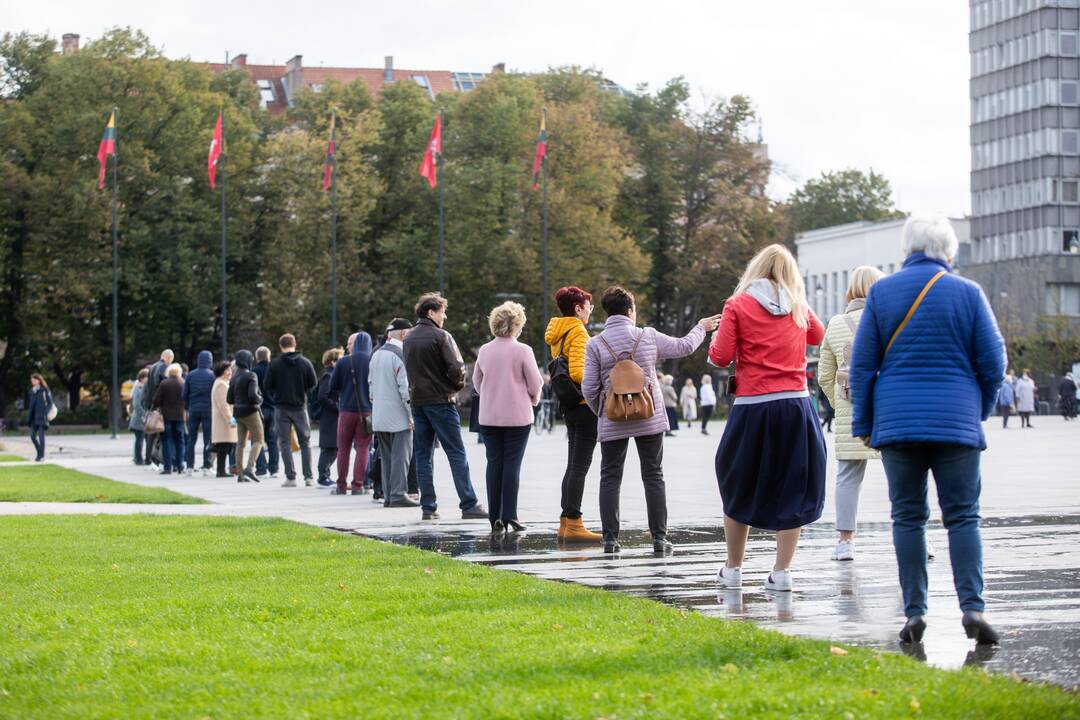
[
  {"x1": 351, "y1": 332, "x2": 373, "y2": 356},
  {"x1": 197, "y1": 350, "x2": 213, "y2": 370},
  {"x1": 280, "y1": 351, "x2": 306, "y2": 365},
  {"x1": 545, "y1": 316, "x2": 583, "y2": 347},
  {"x1": 746, "y1": 279, "x2": 791, "y2": 316},
  {"x1": 235, "y1": 349, "x2": 253, "y2": 369}
]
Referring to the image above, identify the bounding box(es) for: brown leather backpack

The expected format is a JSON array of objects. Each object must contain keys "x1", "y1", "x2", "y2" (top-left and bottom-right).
[{"x1": 598, "y1": 331, "x2": 655, "y2": 422}]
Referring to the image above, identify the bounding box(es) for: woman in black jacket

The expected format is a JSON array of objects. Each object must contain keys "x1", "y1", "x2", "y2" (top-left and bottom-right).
[
  {"x1": 26, "y1": 373, "x2": 53, "y2": 462},
  {"x1": 151, "y1": 364, "x2": 187, "y2": 474},
  {"x1": 227, "y1": 350, "x2": 264, "y2": 482},
  {"x1": 316, "y1": 348, "x2": 342, "y2": 486}
]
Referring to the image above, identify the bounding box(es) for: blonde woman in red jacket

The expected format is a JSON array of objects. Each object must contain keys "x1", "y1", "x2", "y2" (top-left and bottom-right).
[{"x1": 709, "y1": 244, "x2": 826, "y2": 593}]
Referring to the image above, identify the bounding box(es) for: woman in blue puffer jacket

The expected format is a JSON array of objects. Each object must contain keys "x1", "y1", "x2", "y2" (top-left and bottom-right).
[{"x1": 850, "y1": 216, "x2": 1006, "y2": 647}]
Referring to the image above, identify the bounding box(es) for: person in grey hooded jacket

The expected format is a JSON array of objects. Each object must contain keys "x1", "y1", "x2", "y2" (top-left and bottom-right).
[{"x1": 183, "y1": 350, "x2": 215, "y2": 473}]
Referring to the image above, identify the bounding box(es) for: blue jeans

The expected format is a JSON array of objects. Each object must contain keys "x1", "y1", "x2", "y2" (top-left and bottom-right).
[
  {"x1": 881, "y1": 443, "x2": 985, "y2": 618},
  {"x1": 412, "y1": 403, "x2": 478, "y2": 514},
  {"x1": 185, "y1": 410, "x2": 213, "y2": 469},
  {"x1": 479, "y1": 425, "x2": 531, "y2": 522},
  {"x1": 161, "y1": 420, "x2": 185, "y2": 472},
  {"x1": 256, "y1": 407, "x2": 279, "y2": 475},
  {"x1": 29, "y1": 425, "x2": 46, "y2": 460}
]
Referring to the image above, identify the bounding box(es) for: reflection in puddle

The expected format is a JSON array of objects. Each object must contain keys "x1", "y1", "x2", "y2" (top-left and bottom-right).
[{"x1": 337, "y1": 518, "x2": 1080, "y2": 688}]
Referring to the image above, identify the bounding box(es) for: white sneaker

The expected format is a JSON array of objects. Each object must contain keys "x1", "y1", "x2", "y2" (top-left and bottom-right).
[
  {"x1": 831, "y1": 540, "x2": 855, "y2": 561},
  {"x1": 281, "y1": 479, "x2": 297, "y2": 488},
  {"x1": 927, "y1": 539, "x2": 936, "y2": 560},
  {"x1": 716, "y1": 566, "x2": 742, "y2": 588},
  {"x1": 304, "y1": 478, "x2": 314, "y2": 487},
  {"x1": 269, "y1": 472, "x2": 280, "y2": 479},
  {"x1": 765, "y1": 570, "x2": 793, "y2": 592}
]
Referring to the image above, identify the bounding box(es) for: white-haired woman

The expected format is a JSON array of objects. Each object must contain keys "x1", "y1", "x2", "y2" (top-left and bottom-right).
[
  {"x1": 473, "y1": 302, "x2": 544, "y2": 533},
  {"x1": 817, "y1": 265, "x2": 885, "y2": 562},
  {"x1": 850, "y1": 216, "x2": 1006, "y2": 646},
  {"x1": 699, "y1": 374, "x2": 717, "y2": 435},
  {"x1": 679, "y1": 378, "x2": 698, "y2": 429},
  {"x1": 710, "y1": 244, "x2": 826, "y2": 593},
  {"x1": 151, "y1": 363, "x2": 187, "y2": 475}
]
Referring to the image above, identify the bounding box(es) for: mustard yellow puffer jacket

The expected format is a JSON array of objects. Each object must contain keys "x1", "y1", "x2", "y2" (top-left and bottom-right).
[
  {"x1": 544, "y1": 316, "x2": 590, "y2": 407},
  {"x1": 818, "y1": 301, "x2": 880, "y2": 461}
]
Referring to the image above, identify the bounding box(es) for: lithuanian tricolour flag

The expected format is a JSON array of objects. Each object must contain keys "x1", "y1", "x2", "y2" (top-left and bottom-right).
[
  {"x1": 97, "y1": 110, "x2": 116, "y2": 189},
  {"x1": 531, "y1": 109, "x2": 547, "y2": 190}
]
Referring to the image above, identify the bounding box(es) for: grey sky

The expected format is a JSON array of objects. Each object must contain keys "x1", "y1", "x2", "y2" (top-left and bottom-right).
[{"x1": 9, "y1": 0, "x2": 971, "y2": 217}]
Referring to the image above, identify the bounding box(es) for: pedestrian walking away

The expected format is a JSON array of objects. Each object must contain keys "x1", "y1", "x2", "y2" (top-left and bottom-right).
[
  {"x1": 128, "y1": 368, "x2": 150, "y2": 465},
  {"x1": 253, "y1": 346, "x2": 280, "y2": 479},
  {"x1": 1060, "y1": 372, "x2": 1077, "y2": 420},
  {"x1": 711, "y1": 244, "x2": 826, "y2": 594},
  {"x1": 227, "y1": 349, "x2": 264, "y2": 483},
  {"x1": 850, "y1": 216, "x2": 1006, "y2": 646},
  {"x1": 210, "y1": 361, "x2": 238, "y2": 477},
  {"x1": 150, "y1": 364, "x2": 187, "y2": 475},
  {"x1": 816, "y1": 265, "x2": 885, "y2": 562},
  {"x1": 661, "y1": 375, "x2": 679, "y2": 437},
  {"x1": 474, "y1": 302, "x2": 544, "y2": 533},
  {"x1": 544, "y1": 285, "x2": 602, "y2": 542},
  {"x1": 25, "y1": 373, "x2": 54, "y2": 462},
  {"x1": 369, "y1": 319, "x2": 419, "y2": 507},
  {"x1": 182, "y1": 350, "x2": 215, "y2": 474},
  {"x1": 315, "y1": 347, "x2": 343, "y2": 487},
  {"x1": 403, "y1": 292, "x2": 486, "y2": 521},
  {"x1": 1015, "y1": 369, "x2": 1037, "y2": 428},
  {"x1": 266, "y1": 333, "x2": 319, "y2": 487},
  {"x1": 582, "y1": 285, "x2": 721, "y2": 555},
  {"x1": 329, "y1": 332, "x2": 373, "y2": 495},
  {"x1": 998, "y1": 371, "x2": 1016, "y2": 428},
  {"x1": 699, "y1": 375, "x2": 717, "y2": 435}
]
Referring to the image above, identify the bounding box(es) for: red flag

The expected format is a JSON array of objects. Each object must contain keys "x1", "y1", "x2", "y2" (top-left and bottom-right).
[
  {"x1": 96, "y1": 110, "x2": 117, "y2": 190},
  {"x1": 322, "y1": 113, "x2": 336, "y2": 191},
  {"x1": 419, "y1": 113, "x2": 442, "y2": 188},
  {"x1": 208, "y1": 112, "x2": 223, "y2": 189},
  {"x1": 531, "y1": 111, "x2": 547, "y2": 190}
]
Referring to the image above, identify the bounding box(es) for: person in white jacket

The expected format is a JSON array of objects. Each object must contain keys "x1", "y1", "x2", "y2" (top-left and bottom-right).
[
  {"x1": 679, "y1": 378, "x2": 698, "y2": 429},
  {"x1": 699, "y1": 375, "x2": 717, "y2": 435}
]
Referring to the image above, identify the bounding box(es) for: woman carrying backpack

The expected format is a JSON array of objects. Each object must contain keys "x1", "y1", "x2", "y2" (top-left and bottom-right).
[
  {"x1": 544, "y1": 286, "x2": 602, "y2": 542},
  {"x1": 817, "y1": 266, "x2": 884, "y2": 562},
  {"x1": 710, "y1": 244, "x2": 826, "y2": 593}
]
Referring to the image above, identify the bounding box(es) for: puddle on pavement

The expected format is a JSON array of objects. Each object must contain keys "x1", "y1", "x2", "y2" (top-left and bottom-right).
[{"x1": 330, "y1": 518, "x2": 1080, "y2": 688}]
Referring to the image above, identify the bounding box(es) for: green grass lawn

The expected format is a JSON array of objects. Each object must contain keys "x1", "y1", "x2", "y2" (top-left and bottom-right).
[
  {"x1": 0, "y1": 453, "x2": 26, "y2": 462},
  {"x1": 0, "y1": 517, "x2": 1074, "y2": 719},
  {"x1": 0, "y1": 465, "x2": 204, "y2": 504}
]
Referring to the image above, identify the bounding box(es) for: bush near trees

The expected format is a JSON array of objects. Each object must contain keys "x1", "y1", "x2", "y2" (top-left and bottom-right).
[{"x1": 0, "y1": 28, "x2": 780, "y2": 417}]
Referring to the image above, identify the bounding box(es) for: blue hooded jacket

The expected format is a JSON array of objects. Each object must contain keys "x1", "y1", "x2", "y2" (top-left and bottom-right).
[
  {"x1": 849, "y1": 253, "x2": 1006, "y2": 450},
  {"x1": 330, "y1": 332, "x2": 373, "y2": 412},
  {"x1": 182, "y1": 350, "x2": 215, "y2": 415}
]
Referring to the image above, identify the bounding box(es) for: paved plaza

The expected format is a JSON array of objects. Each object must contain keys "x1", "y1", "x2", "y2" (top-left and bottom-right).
[{"x1": 2, "y1": 415, "x2": 1078, "y2": 686}]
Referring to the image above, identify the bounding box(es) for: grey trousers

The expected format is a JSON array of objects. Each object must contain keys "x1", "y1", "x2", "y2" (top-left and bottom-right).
[
  {"x1": 377, "y1": 430, "x2": 413, "y2": 503},
  {"x1": 276, "y1": 406, "x2": 313, "y2": 481},
  {"x1": 836, "y1": 459, "x2": 868, "y2": 533}
]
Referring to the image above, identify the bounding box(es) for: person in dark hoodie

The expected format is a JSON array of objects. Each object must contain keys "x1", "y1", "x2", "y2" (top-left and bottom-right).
[
  {"x1": 316, "y1": 348, "x2": 343, "y2": 487},
  {"x1": 329, "y1": 331, "x2": 373, "y2": 495},
  {"x1": 253, "y1": 346, "x2": 280, "y2": 479},
  {"x1": 265, "y1": 333, "x2": 319, "y2": 487},
  {"x1": 182, "y1": 350, "x2": 215, "y2": 474},
  {"x1": 227, "y1": 349, "x2": 264, "y2": 483}
]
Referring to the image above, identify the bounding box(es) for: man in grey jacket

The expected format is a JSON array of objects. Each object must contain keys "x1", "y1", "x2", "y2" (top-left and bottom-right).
[{"x1": 369, "y1": 319, "x2": 420, "y2": 508}]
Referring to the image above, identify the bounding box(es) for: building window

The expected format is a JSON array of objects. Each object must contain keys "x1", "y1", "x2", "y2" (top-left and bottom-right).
[
  {"x1": 411, "y1": 75, "x2": 430, "y2": 89},
  {"x1": 1062, "y1": 32, "x2": 1078, "y2": 56},
  {"x1": 1064, "y1": 181, "x2": 1079, "y2": 203},
  {"x1": 257, "y1": 79, "x2": 275, "y2": 107},
  {"x1": 1065, "y1": 130, "x2": 1080, "y2": 155},
  {"x1": 1063, "y1": 81, "x2": 1079, "y2": 105},
  {"x1": 1046, "y1": 283, "x2": 1080, "y2": 315},
  {"x1": 1065, "y1": 230, "x2": 1080, "y2": 254}
]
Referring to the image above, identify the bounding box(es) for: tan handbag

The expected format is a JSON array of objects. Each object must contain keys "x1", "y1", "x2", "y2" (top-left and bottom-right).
[
  {"x1": 144, "y1": 409, "x2": 164, "y2": 435},
  {"x1": 290, "y1": 426, "x2": 300, "y2": 453},
  {"x1": 598, "y1": 332, "x2": 655, "y2": 422}
]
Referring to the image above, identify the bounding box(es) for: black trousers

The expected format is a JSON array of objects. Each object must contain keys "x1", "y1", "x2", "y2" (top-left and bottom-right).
[
  {"x1": 215, "y1": 443, "x2": 235, "y2": 475},
  {"x1": 317, "y1": 447, "x2": 336, "y2": 482},
  {"x1": 599, "y1": 432, "x2": 666, "y2": 542},
  {"x1": 560, "y1": 403, "x2": 597, "y2": 519},
  {"x1": 701, "y1": 405, "x2": 715, "y2": 431}
]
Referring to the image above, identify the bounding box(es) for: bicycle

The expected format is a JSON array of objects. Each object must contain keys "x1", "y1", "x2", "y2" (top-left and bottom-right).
[{"x1": 534, "y1": 398, "x2": 556, "y2": 435}]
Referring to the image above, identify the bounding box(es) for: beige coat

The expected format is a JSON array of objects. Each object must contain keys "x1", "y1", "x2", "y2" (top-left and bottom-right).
[
  {"x1": 211, "y1": 378, "x2": 237, "y2": 444},
  {"x1": 818, "y1": 300, "x2": 880, "y2": 461}
]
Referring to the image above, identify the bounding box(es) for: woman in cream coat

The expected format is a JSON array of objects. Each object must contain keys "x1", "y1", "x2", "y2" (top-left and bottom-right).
[
  {"x1": 211, "y1": 362, "x2": 238, "y2": 478},
  {"x1": 817, "y1": 266, "x2": 884, "y2": 562}
]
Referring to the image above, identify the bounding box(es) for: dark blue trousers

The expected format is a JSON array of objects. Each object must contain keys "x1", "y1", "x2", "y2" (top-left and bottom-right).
[{"x1": 479, "y1": 425, "x2": 531, "y2": 522}]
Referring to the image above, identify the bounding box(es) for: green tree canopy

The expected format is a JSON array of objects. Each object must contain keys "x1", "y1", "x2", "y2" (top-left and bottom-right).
[{"x1": 788, "y1": 168, "x2": 904, "y2": 233}]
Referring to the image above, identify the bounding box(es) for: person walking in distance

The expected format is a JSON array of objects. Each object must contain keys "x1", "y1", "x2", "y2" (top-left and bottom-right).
[
  {"x1": 227, "y1": 350, "x2": 264, "y2": 483},
  {"x1": 210, "y1": 361, "x2": 237, "y2": 478},
  {"x1": 128, "y1": 369, "x2": 150, "y2": 465},
  {"x1": 1015, "y1": 369, "x2": 1037, "y2": 428},
  {"x1": 679, "y1": 378, "x2": 698, "y2": 430},
  {"x1": 266, "y1": 334, "x2": 319, "y2": 487},
  {"x1": 661, "y1": 375, "x2": 679, "y2": 437},
  {"x1": 150, "y1": 364, "x2": 187, "y2": 475},
  {"x1": 699, "y1": 375, "x2": 717, "y2": 435},
  {"x1": 253, "y1": 346, "x2": 280, "y2": 479},
  {"x1": 1060, "y1": 372, "x2": 1077, "y2": 420},
  {"x1": 997, "y1": 370, "x2": 1016, "y2": 428},
  {"x1": 369, "y1": 319, "x2": 420, "y2": 508},
  {"x1": 711, "y1": 244, "x2": 827, "y2": 594},
  {"x1": 330, "y1": 332, "x2": 374, "y2": 495},
  {"x1": 817, "y1": 265, "x2": 885, "y2": 562},
  {"x1": 182, "y1": 350, "x2": 215, "y2": 475},
  {"x1": 403, "y1": 293, "x2": 487, "y2": 521},
  {"x1": 544, "y1": 285, "x2": 601, "y2": 542},
  {"x1": 25, "y1": 373, "x2": 54, "y2": 462},
  {"x1": 581, "y1": 286, "x2": 721, "y2": 554},
  {"x1": 315, "y1": 348, "x2": 343, "y2": 487}
]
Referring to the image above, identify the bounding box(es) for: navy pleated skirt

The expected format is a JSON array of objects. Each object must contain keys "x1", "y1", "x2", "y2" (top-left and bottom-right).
[{"x1": 715, "y1": 396, "x2": 826, "y2": 531}]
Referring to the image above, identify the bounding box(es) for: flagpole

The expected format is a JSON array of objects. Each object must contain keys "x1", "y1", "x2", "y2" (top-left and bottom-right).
[
  {"x1": 219, "y1": 104, "x2": 228, "y2": 359},
  {"x1": 437, "y1": 107, "x2": 445, "y2": 295},
  {"x1": 110, "y1": 106, "x2": 119, "y2": 440},
  {"x1": 541, "y1": 106, "x2": 549, "y2": 334},
  {"x1": 330, "y1": 109, "x2": 338, "y2": 345}
]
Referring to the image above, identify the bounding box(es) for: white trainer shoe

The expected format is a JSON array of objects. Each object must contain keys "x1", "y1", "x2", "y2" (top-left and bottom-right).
[
  {"x1": 765, "y1": 570, "x2": 793, "y2": 592},
  {"x1": 716, "y1": 566, "x2": 742, "y2": 588},
  {"x1": 831, "y1": 540, "x2": 855, "y2": 561}
]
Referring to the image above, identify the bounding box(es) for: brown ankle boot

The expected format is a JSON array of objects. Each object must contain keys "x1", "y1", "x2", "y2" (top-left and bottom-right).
[
  {"x1": 557, "y1": 517, "x2": 568, "y2": 538},
  {"x1": 562, "y1": 517, "x2": 602, "y2": 542}
]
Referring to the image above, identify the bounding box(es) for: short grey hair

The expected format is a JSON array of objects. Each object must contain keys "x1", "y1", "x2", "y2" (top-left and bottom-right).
[
  {"x1": 488, "y1": 301, "x2": 526, "y2": 338},
  {"x1": 255, "y1": 346, "x2": 271, "y2": 362},
  {"x1": 901, "y1": 216, "x2": 959, "y2": 262}
]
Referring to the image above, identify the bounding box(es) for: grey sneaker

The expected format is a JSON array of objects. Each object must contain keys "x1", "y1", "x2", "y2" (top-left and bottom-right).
[
  {"x1": 461, "y1": 504, "x2": 488, "y2": 519},
  {"x1": 281, "y1": 478, "x2": 297, "y2": 488},
  {"x1": 422, "y1": 511, "x2": 440, "y2": 520},
  {"x1": 304, "y1": 477, "x2": 314, "y2": 487}
]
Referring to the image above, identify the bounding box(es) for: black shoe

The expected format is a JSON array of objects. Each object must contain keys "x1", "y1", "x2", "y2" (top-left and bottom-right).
[
  {"x1": 373, "y1": 492, "x2": 384, "y2": 501},
  {"x1": 386, "y1": 498, "x2": 420, "y2": 508},
  {"x1": 243, "y1": 469, "x2": 259, "y2": 483},
  {"x1": 961, "y1": 610, "x2": 1000, "y2": 645},
  {"x1": 899, "y1": 615, "x2": 927, "y2": 643},
  {"x1": 159, "y1": 469, "x2": 171, "y2": 475},
  {"x1": 216, "y1": 472, "x2": 231, "y2": 478},
  {"x1": 317, "y1": 478, "x2": 334, "y2": 487},
  {"x1": 491, "y1": 519, "x2": 505, "y2": 534},
  {"x1": 653, "y1": 538, "x2": 674, "y2": 555},
  {"x1": 505, "y1": 519, "x2": 526, "y2": 532},
  {"x1": 603, "y1": 540, "x2": 621, "y2": 554},
  {"x1": 237, "y1": 475, "x2": 250, "y2": 483},
  {"x1": 422, "y1": 511, "x2": 440, "y2": 520},
  {"x1": 461, "y1": 504, "x2": 488, "y2": 519}
]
